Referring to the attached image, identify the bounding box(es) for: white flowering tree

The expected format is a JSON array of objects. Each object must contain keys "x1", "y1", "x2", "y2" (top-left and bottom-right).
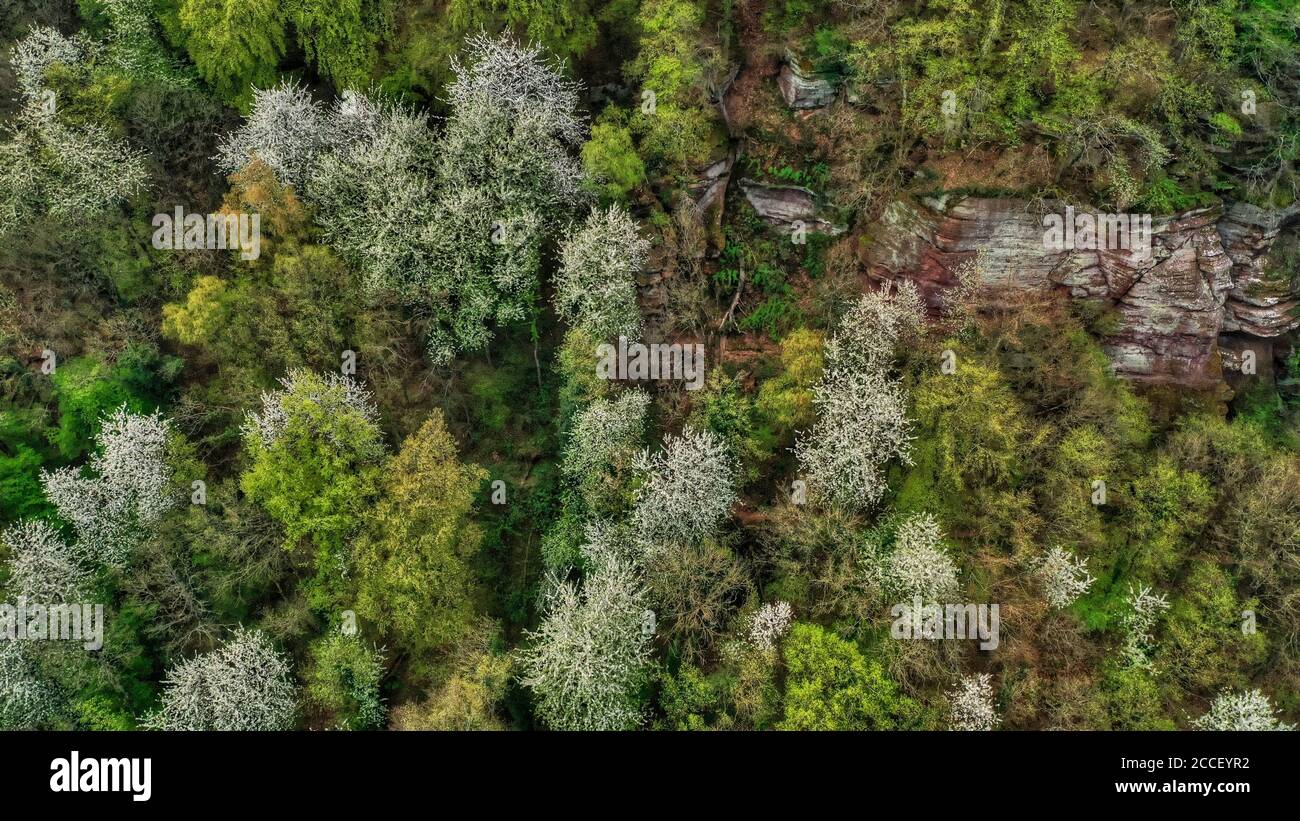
[
  {"x1": 41, "y1": 407, "x2": 176, "y2": 570},
  {"x1": 147, "y1": 628, "x2": 297, "y2": 731},
  {"x1": 9, "y1": 26, "x2": 85, "y2": 100},
  {"x1": 1, "y1": 519, "x2": 88, "y2": 603},
  {"x1": 795, "y1": 368, "x2": 914, "y2": 512},
  {"x1": 795, "y1": 281, "x2": 920, "y2": 513},
  {"x1": 213, "y1": 35, "x2": 586, "y2": 367},
  {"x1": 420, "y1": 184, "x2": 545, "y2": 365},
  {"x1": 98, "y1": 0, "x2": 192, "y2": 88},
  {"x1": 748, "y1": 601, "x2": 794, "y2": 651},
  {"x1": 631, "y1": 426, "x2": 737, "y2": 552},
  {"x1": 420, "y1": 33, "x2": 587, "y2": 365},
  {"x1": 882, "y1": 512, "x2": 960, "y2": 603},
  {"x1": 0, "y1": 107, "x2": 147, "y2": 241},
  {"x1": 1034, "y1": 545, "x2": 1094, "y2": 608},
  {"x1": 1120, "y1": 584, "x2": 1169, "y2": 668},
  {"x1": 0, "y1": 641, "x2": 57, "y2": 730},
  {"x1": 2, "y1": 13, "x2": 173, "y2": 240},
  {"x1": 216, "y1": 81, "x2": 328, "y2": 189},
  {"x1": 445, "y1": 33, "x2": 585, "y2": 150},
  {"x1": 242, "y1": 370, "x2": 381, "y2": 456},
  {"x1": 563, "y1": 389, "x2": 651, "y2": 507},
  {"x1": 824, "y1": 280, "x2": 925, "y2": 374},
  {"x1": 1193, "y1": 689, "x2": 1295, "y2": 731},
  {"x1": 309, "y1": 92, "x2": 440, "y2": 296},
  {"x1": 554, "y1": 205, "x2": 649, "y2": 341},
  {"x1": 517, "y1": 544, "x2": 651, "y2": 731},
  {"x1": 948, "y1": 673, "x2": 1000, "y2": 731}
]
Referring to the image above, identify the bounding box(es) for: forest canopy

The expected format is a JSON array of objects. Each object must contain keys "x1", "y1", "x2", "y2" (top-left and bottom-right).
[{"x1": 0, "y1": 0, "x2": 1297, "y2": 733}]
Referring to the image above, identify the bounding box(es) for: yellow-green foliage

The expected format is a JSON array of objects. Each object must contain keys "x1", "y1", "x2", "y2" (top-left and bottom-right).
[
  {"x1": 391, "y1": 621, "x2": 512, "y2": 729},
  {"x1": 624, "y1": 0, "x2": 721, "y2": 182},
  {"x1": 897, "y1": 350, "x2": 1044, "y2": 549},
  {"x1": 780, "y1": 623, "x2": 923, "y2": 730},
  {"x1": 756, "y1": 328, "x2": 824, "y2": 436},
  {"x1": 178, "y1": 0, "x2": 285, "y2": 109},
  {"x1": 162, "y1": 275, "x2": 227, "y2": 346},
  {"x1": 239, "y1": 374, "x2": 384, "y2": 565},
  {"x1": 582, "y1": 112, "x2": 647, "y2": 201},
  {"x1": 353, "y1": 412, "x2": 487, "y2": 654},
  {"x1": 1119, "y1": 457, "x2": 1213, "y2": 576},
  {"x1": 1159, "y1": 561, "x2": 1268, "y2": 693}
]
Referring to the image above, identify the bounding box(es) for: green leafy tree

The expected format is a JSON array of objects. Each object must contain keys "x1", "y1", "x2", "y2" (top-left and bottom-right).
[
  {"x1": 288, "y1": 0, "x2": 393, "y2": 91},
  {"x1": 239, "y1": 371, "x2": 384, "y2": 606},
  {"x1": 49, "y1": 349, "x2": 177, "y2": 460},
  {"x1": 389, "y1": 619, "x2": 512, "y2": 730},
  {"x1": 421, "y1": 33, "x2": 586, "y2": 364},
  {"x1": 780, "y1": 623, "x2": 922, "y2": 730},
  {"x1": 353, "y1": 411, "x2": 486, "y2": 654},
  {"x1": 305, "y1": 633, "x2": 386, "y2": 729},
  {"x1": 582, "y1": 113, "x2": 646, "y2": 201},
  {"x1": 623, "y1": 0, "x2": 721, "y2": 182},
  {"x1": 446, "y1": 0, "x2": 600, "y2": 61},
  {"x1": 178, "y1": 0, "x2": 286, "y2": 108}
]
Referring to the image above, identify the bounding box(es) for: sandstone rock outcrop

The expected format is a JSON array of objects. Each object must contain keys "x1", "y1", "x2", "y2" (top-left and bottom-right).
[
  {"x1": 1218, "y1": 200, "x2": 1300, "y2": 337},
  {"x1": 862, "y1": 195, "x2": 1298, "y2": 387},
  {"x1": 738, "y1": 178, "x2": 846, "y2": 236},
  {"x1": 777, "y1": 50, "x2": 838, "y2": 110},
  {"x1": 689, "y1": 153, "x2": 736, "y2": 252}
]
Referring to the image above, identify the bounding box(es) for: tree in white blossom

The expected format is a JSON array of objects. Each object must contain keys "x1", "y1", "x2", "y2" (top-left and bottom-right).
[
  {"x1": 1, "y1": 519, "x2": 88, "y2": 602},
  {"x1": 41, "y1": 406, "x2": 176, "y2": 570},
  {"x1": 1034, "y1": 545, "x2": 1094, "y2": 608},
  {"x1": 215, "y1": 34, "x2": 586, "y2": 367},
  {"x1": 940, "y1": 247, "x2": 986, "y2": 331},
  {"x1": 216, "y1": 81, "x2": 328, "y2": 189},
  {"x1": 147, "y1": 628, "x2": 297, "y2": 731},
  {"x1": 420, "y1": 184, "x2": 545, "y2": 365},
  {"x1": 948, "y1": 673, "x2": 999, "y2": 731},
  {"x1": 2, "y1": 12, "x2": 174, "y2": 240},
  {"x1": 308, "y1": 91, "x2": 440, "y2": 296},
  {"x1": 578, "y1": 519, "x2": 642, "y2": 571},
  {"x1": 0, "y1": 106, "x2": 147, "y2": 240},
  {"x1": 517, "y1": 543, "x2": 651, "y2": 731},
  {"x1": 748, "y1": 601, "x2": 793, "y2": 651},
  {"x1": 1120, "y1": 584, "x2": 1169, "y2": 668},
  {"x1": 563, "y1": 389, "x2": 651, "y2": 509},
  {"x1": 554, "y1": 205, "x2": 648, "y2": 341},
  {"x1": 882, "y1": 512, "x2": 960, "y2": 603},
  {"x1": 0, "y1": 641, "x2": 57, "y2": 730},
  {"x1": 795, "y1": 280, "x2": 919, "y2": 513},
  {"x1": 824, "y1": 280, "x2": 925, "y2": 374},
  {"x1": 1193, "y1": 689, "x2": 1295, "y2": 731},
  {"x1": 97, "y1": 0, "x2": 193, "y2": 88},
  {"x1": 631, "y1": 426, "x2": 737, "y2": 553},
  {"x1": 795, "y1": 367, "x2": 914, "y2": 512},
  {"x1": 419, "y1": 33, "x2": 587, "y2": 365},
  {"x1": 445, "y1": 33, "x2": 585, "y2": 150},
  {"x1": 9, "y1": 26, "x2": 85, "y2": 100}
]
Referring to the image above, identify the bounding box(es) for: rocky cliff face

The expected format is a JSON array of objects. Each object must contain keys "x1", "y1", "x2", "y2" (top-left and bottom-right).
[
  {"x1": 862, "y1": 195, "x2": 1299, "y2": 387},
  {"x1": 777, "y1": 50, "x2": 838, "y2": 110},
  {"x1": 1218, "y1": 201, "x2": 1300, "y2": 337}
]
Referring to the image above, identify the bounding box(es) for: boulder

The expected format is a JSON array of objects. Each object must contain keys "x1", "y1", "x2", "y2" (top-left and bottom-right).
[
  {"x1": 777, "y1": 51, "x2": 837, "y2": 110},
  {"x1": 738, "y1": 178, "x2": 846, "y2": 236}
]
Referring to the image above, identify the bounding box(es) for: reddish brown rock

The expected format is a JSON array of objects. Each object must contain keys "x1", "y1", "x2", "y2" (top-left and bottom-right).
[
  {"x1": 1217, "y1": 201, "x2": 1300, "y2": 337},
  {"x1": 861, "y1": 195, "x2": 1292, "y2": 386}
]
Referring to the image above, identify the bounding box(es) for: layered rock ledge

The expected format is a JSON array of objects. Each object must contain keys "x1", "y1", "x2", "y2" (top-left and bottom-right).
[{"x1": 862, "y1": 195, "x2": 1299, "y2": 386}]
